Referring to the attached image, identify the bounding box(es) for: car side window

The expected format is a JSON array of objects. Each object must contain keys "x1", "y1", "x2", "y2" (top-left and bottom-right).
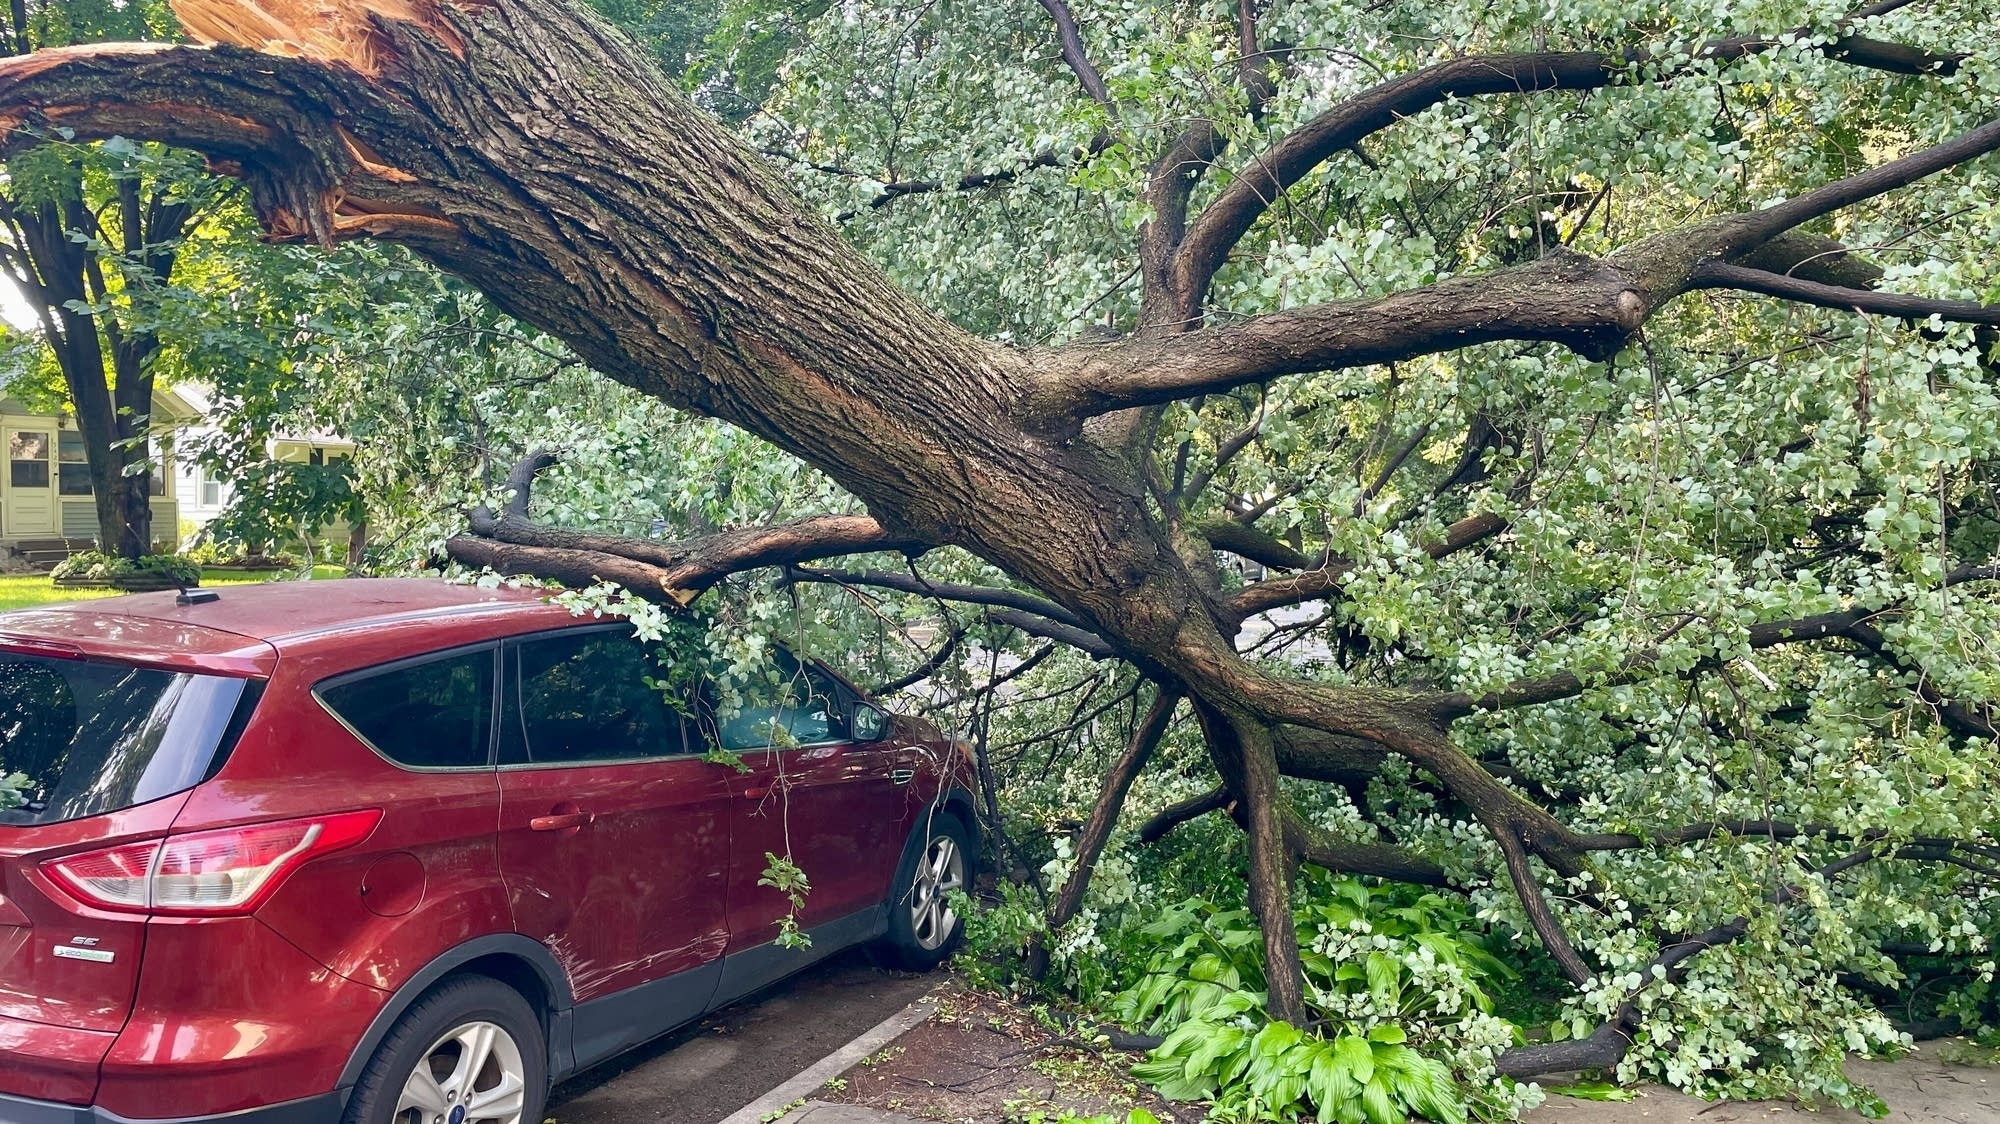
[
  {"x1": 710, "y1": 652, "x2": 850, "y2": 751},
  {"x1": 503, "y1": 629, "x2": 697, "y2": 766},
  {"x1": 319, "y1": 648, "x2": 496, "y2": 769}
]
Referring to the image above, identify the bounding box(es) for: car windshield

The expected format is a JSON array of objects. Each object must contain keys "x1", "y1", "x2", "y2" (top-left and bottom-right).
[{"x1": 0, "y1": 651, "x2": 251, "y2": 827}]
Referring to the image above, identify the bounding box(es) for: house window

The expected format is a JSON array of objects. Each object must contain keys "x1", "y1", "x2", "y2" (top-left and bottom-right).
[
  {"x1": 53, "y1": 435, "x2": 167, "y2": 496},
  {"x1": 308, "y1": 447, "x2": 326, "y2": 467},
  {"x1": 57, "y1": 432, "x2": 90, "y2": 496},
  {"x1": 201, "y1": 475, "x2": 221, "y2": 507},
  {"x1": 10, "y1": 431, "x2": 51, "y2": 489}
]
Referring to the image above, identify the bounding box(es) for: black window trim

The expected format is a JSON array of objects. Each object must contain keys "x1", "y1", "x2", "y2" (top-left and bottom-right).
[{"x1": 311, "y1": 641, "x2": 503, "y2": 774}]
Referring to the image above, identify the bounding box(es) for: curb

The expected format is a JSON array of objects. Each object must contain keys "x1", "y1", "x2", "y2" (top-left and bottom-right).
[{"x1": 716, "y1": 993, "x2": 940, "y2": 1124}]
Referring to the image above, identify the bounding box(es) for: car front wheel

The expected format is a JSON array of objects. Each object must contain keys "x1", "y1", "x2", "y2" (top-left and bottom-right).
[
  {"x1": 876, "y1": 813, "x2": 972, "y2": 971},
  {"x1": 343, "y1": 975, "x2": 546, "y2": 1124}
]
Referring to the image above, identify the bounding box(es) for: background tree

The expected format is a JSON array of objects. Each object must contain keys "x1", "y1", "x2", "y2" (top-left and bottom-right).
[
  {"x1": 0, "y1": 0, "x2": 240, "y2": 556},
  {"x1": 7, "y1": 0, "x2": 1996, "y2": 1112}
]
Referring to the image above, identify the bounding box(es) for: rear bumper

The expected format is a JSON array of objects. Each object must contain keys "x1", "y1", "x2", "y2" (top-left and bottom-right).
[
  {"x1": 89, "y1": 919, "x2": 384, "y2": 1119},
  {"x1": 0, "y1": 1090, "x2": 340, "y2": 1124},
  {"x1": 0, "y1": 1013, "x2": 115, "y2": 1107}
]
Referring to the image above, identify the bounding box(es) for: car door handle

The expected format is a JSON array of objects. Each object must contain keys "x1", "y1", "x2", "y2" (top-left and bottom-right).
[
  {"x1": 889, "y1": 768, "x2": 916, "y2": 786},
  {"x1": 530, "y1": 809, "x2": 593, "y2": 832}
]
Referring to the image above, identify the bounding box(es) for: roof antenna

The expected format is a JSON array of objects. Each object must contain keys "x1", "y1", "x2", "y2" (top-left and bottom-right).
[{"x1": 176, "y1": 580, "x2": 220, "y2": 606}]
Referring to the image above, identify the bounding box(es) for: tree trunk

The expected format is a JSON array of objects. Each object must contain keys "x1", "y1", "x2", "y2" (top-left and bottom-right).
[{"x1": 3, "y1": 166, "x2": 184, "y2": 560}]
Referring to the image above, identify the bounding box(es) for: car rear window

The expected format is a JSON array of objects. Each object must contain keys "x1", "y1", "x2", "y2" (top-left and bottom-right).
[
  {"x1": 319, "y1": 648, "x2": 496, "y2": 769},
  {"x1": 0, "y1": 652, "x2": 253, "y2": 827}
]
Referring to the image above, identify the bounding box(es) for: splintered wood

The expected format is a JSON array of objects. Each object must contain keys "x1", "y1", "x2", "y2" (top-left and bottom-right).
[{"x1": 170, "y1": 0, "x2": 467, "y2": 75}]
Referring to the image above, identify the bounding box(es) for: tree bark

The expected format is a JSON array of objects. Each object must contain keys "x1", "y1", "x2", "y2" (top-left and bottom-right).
[{"x1": 1193, "y1": 698, "x2": 1307, "y2": 1024}]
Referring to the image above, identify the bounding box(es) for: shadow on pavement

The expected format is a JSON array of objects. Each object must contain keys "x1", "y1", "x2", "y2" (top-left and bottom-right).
[{"x1": 546, "y1": 948, "x2": 939, "y2": 1124}]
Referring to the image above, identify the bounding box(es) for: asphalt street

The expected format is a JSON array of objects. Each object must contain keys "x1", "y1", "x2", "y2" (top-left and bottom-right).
[{"x1": 544, "y1": 949, "x2": 939, "y2": 1124}]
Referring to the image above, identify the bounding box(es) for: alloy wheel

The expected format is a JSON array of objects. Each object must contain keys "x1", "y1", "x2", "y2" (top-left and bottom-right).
[
  {"x1": 394, "y1": 1019, "x2": 528, "y2": 1124},
  {"x1": 910, "y1": 832, "x2": 966, "y2": 950}
]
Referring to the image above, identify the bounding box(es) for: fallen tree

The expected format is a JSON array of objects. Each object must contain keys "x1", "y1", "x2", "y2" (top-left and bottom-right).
[{"x1": 6, "y1": 0, "x2": 1995, "y2": 1082}]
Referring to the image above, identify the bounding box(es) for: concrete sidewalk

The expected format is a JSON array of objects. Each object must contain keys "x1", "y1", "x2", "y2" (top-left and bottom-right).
[
  {"x1": 714, "y1": 996, "x2": 941, "y2": 1124},
  {"x1": 781, "y1": 1105, "x2": 927, "y2": 1123}
]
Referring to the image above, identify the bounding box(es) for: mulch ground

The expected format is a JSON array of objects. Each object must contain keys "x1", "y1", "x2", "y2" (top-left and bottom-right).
[{"x1": 815, "y1": 984, "x2": 1189, "y2": 1123}]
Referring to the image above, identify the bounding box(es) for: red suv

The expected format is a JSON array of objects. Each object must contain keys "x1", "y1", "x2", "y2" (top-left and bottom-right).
[{"x1": 0, "y1": 579, "x2": 976, "y2": 1124}]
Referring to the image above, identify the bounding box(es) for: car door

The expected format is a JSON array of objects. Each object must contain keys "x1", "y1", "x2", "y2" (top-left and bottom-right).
[
  {"x1": 494, "y1": 626, "x2": 731, "y2": 1069},
  {"x1": 713, "y1": 654, "x2": 911, "y2": 968}
]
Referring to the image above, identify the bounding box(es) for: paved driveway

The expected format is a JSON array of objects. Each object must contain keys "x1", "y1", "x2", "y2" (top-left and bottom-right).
[{"x1": 545, "y1": 949, "x2": 937, "y2": 1124}]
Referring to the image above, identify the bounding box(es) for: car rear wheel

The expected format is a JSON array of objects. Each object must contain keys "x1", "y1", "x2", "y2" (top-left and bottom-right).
[
  {"x1": 343, "y1": 975, "x2": 546, "y2": 1124},
  {"x1": 876, "y1": 813, "x2": 972, "y2": 971}
]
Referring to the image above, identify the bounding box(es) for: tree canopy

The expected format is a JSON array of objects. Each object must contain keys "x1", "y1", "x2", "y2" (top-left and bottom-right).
[{"x1": 5, "y1": 0, "x2": 1996, "y2": 1115}]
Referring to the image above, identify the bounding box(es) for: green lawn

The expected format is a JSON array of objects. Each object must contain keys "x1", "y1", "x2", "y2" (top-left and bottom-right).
[{"x1": 0, "y1": 566, "x2": 350, "y2": 612}]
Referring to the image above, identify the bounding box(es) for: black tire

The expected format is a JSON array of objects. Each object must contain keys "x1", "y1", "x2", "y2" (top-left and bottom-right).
[
  {"x1": 875, "y1": 811, "x2": 974, "y2": 971},
  {"x1": 342, "y1": 974, "x2": 547, "y2": 1124}
]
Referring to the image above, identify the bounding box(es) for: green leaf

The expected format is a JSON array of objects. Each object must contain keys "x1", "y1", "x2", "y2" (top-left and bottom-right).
[
  {"x1": 1364, "y1": 951, "x2": 1403, "y2": 1006},
  {"x1": 1360, "y1": 1073, "x2": 1404, "y2": 1124},
  {"x1": 1334, "y1": 1033, "x2": 1375, "y2": 1088}
]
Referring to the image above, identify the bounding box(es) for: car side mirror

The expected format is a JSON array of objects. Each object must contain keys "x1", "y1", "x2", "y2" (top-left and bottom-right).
[{"x1": 852, "y1": 703, "x2": 891, "y2": 742}]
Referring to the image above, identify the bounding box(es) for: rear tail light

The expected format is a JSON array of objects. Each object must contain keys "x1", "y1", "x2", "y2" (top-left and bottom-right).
[{"x1": 40, "y1": 810, "x2": 381, "y2": 916}]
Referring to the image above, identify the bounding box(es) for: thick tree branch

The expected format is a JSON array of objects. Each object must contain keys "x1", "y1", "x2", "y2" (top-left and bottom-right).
[
  {"x1": 1176, "y1": 15, "x2": 1962, "y2": 295},
  {"x1": 451, "y1": 455, "x2": 931, "y2": 603},
  {"x1": 443, "y1": 535, "x2": 683, "y2": 600},
  {"x1": 1193, "y1": 699, "x2": 1309, "y2": 1023},
  {"x1": 1030, "y1": 686, "x2": 1183, "y2": 977},
  {"x1": 1714, "y1": 117, "x2": 2000, "y2": 256},
  {"x1": 497, "y1": 448, "x2": 561, "y2": 518},
  {"x1": 1136, "y1": 786, "x2": 1230, "y2": 843},
  {"x1": 1495, "y1": 824, "x2": 1593, "y2": 984},
  {"x1": 1036, "y1": 0, "x2": 1114, "y2": 110},
  {"x1": 0, "y1": 42, "x2": 457, "y2": 247},
  {"x1": 1691, "y1": 260, "x2": 2000, "y2": 325},
  {"x1": 460, "y1": 513, "x2": 925, "y2": 603},
  {"x1": 1200, "y1": 518, "x2": 1313, "y2": 571},
  {"x1": 1038, "y1": 111, "x2": 2000, "y2": 425},
  {"x1": 1281, "y1": 813, "x2": 1453, "y2": 887},
  {"x1": 1036, "y1": 251, "x2": 1653, "y2": 422}
]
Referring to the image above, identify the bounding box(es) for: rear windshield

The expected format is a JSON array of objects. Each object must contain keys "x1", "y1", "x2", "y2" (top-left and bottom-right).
[{"x1": 0, "y1": 652, "x2": 252, "y2": 827}]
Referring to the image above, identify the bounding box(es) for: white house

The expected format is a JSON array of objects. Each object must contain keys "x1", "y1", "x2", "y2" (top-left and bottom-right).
[
  {"x1": 0, "y1": 389, "x2": 200, "y2": 553},
  {"x1": 175, "y1": 432, "x2": 358, "y2": 530},
  {"x1": 171, "y1": 386, "x2": 357, "y2": 542}
]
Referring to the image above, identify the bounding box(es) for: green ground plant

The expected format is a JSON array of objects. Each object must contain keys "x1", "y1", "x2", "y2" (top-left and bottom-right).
[{"x1": 47, "y1": 552, "x2": 201, "y2": 586}]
